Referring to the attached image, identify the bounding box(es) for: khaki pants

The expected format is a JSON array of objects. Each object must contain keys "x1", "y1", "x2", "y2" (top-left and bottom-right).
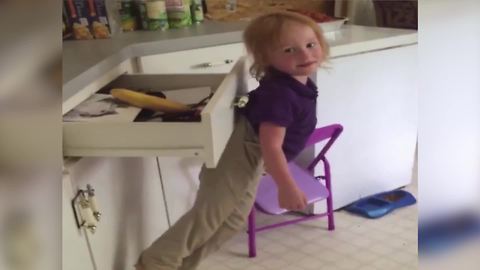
[{"x1": 136, "y1": 115, "x2": 264, "y2": 270}]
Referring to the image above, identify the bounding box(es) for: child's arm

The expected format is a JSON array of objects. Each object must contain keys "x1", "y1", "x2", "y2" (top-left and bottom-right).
[{"x1": 259, "y1": 122, "x2": 307, "y2": 211}]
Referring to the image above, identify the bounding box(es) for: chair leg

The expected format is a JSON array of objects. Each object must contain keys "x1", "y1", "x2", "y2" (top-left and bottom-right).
[
  {"x1": 324, "y1": 158, "x2": 335, "y2": 231},
  {"x1": 327, "y1": 194, "x2": 335, "y2": 231},
  {"x1": 247, "y1": 208, "x2": 256, "y2": 258}
]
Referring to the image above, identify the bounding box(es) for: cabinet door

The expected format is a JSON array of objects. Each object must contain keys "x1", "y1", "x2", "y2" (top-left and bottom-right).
[
  {"x1": 313, "y1": 45, "x2": 418, "y2": 212},
  {"x1": 139, "y1": 43, "x2": 246, "y2": 74},
  {"x1": 66, "y1": 157, "x2": 169, "y2": 270},
  {"x1": 62, "y1": 168, "x2": 95, "y2": 270},
  {"x1": 156, "y1": 157, "x2": 202, "y2": 225}
]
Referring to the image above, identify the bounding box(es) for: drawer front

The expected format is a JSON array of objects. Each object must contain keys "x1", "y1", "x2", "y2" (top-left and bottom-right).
[
  {"x1": 63, "y1": 57, "x2": 249, "y2": 168},
  {"x1": 139, "y1": 43, "x2": 246, "y2": 74}
]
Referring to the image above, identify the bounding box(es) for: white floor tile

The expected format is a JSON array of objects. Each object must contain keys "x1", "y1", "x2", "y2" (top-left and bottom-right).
[{"x1": 198, "y1": 185, "x2": 418, "y2": 270}]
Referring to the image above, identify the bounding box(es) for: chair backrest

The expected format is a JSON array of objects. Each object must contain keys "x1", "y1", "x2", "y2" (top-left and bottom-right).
[{"x1": 305, "y1": 124, "x2": 343, "y2": 172}]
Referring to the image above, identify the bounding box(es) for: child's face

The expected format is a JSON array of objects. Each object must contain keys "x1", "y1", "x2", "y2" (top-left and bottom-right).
[{"x1": 267, "y1": 21, "x2": 324, "y2": 82}]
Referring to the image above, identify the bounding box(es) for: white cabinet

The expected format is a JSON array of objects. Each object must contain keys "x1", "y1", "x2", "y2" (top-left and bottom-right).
[
  {"x1": 139, "y1": 43, "x2": 246, "y2": 74},
  {"x1": 138, "y1": 43, "x2": 259, "y2": 91},
  {"x1": 137, "y1": 43, "x2": 258, "y2": 87},
  {"x1": 157, "y1": 157, "x2": 203, "y2": 225},
  {"x1": 62, "y1": 157, "x2": 169, "y2": 270},
  {"x1": 312, "y1": 44, "x2": 418, "y2": 212},
  {"x1": 62, "y1": 54, "x2": 253, "y2": 269}
]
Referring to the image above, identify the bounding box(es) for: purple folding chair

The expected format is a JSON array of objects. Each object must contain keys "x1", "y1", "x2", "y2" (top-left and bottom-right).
[{"x1": 247, "y1": 124, "x2": 343, "y2": 258}]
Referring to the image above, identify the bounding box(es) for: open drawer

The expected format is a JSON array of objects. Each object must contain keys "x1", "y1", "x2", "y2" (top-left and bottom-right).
[{"x1": 63, "y1": 57, "x2": 249, "y2": 168}]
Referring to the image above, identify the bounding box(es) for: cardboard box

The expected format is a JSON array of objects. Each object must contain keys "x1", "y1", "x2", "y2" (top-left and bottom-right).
[
  {"x1": 63, "y1": 0, "x2": 111, "y2": 40},
  {"x1": 64, "y1": 0, "x2": 94, "y2": 40},
  {"x1": 89, "y1": 0, "x2": 112, "y2": 38}
]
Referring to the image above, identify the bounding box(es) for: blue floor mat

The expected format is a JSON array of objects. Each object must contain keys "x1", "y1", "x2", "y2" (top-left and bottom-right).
[{"x1": 345, "y1": 189, "x2": 416, "y2": 219}]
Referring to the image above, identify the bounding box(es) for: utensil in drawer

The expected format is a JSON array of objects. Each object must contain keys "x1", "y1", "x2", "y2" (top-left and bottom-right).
[{"x1": 111, "y1": 88, "x2": 191, "y2": 113}]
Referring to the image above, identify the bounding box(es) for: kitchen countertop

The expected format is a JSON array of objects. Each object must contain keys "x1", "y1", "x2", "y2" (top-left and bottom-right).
[{"x1": 63, "y1": 21, "x2": 417, "y2": 103}]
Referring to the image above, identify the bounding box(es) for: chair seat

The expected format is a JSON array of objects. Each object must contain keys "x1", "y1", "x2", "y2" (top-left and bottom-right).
[{"x1": 255, "y1": 163, "x2": 330, "y2": 215}]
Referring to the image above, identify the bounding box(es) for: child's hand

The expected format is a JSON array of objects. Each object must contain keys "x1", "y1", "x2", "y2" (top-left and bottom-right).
[{"x1": 277, "y1": 184, "x2": 308, "y2": 211}]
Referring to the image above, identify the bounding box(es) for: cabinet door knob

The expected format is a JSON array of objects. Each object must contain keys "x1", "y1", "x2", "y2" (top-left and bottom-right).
[
  {"x1": 86, "y1": 184, "x2": 101, "y2": 221},
  {"x1": 72, "y1": 185, "x2": 101, "y2": 234}
]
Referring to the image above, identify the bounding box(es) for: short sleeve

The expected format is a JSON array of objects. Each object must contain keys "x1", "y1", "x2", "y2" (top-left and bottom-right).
[{"x1": 248, "y1": 89, "x2": 294, "y2": 127}]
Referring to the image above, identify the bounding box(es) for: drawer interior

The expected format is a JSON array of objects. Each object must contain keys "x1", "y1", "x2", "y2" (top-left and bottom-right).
[
  {"x1": 103, "y1": 73, "x2": 225, "y2": 93},
  {"x1": 64, "y1": 73, "x2": 226, "y2": 123}
]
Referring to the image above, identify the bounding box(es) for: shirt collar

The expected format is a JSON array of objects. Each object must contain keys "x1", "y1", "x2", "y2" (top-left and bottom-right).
[{"x1": 263, "y1": 67, "x2": 318, "y2": 99}]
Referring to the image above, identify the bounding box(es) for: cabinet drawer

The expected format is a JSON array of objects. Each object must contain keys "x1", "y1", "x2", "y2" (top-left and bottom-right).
[
  {"x1": 139, "y1": 43, "x2": 246, "y2": 74},
  {"x1": 63, "y1": 58, "x2": 249, "y2": 168}
]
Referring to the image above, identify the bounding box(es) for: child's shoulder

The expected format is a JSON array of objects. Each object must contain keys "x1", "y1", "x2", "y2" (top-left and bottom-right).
[
  {"x1": 257, "y1": 77, "x2": 297, "y2": 94},
  {"x1": 251, "y1": 82, "x2": 295, "y2": 100},
  {"x1": 248, "y1": 81, "x2": 297, "y2": 108}
]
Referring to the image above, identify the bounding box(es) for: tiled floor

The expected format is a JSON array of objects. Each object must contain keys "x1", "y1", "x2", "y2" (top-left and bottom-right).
[{"x1": 198, "y1": 182, "x2": 418, "y2": 270}]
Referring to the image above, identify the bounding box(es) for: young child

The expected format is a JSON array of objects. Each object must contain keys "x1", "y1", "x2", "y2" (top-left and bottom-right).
[{"x1": 136, "y1": 11, "x2": 330, "y2": 270}]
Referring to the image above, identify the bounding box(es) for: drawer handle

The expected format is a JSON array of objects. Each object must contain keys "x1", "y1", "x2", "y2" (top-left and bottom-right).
[
  {"x1": 198, "y1": 59, "x2": 234, "y2": 68},
  {"x1": 233, "y1": 95, "x2": 249, "y2": 108}
]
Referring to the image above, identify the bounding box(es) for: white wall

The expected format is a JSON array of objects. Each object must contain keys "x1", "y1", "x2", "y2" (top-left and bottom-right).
[{"x1": 419, "y1": 0, "x2": 480, "y2": 222}]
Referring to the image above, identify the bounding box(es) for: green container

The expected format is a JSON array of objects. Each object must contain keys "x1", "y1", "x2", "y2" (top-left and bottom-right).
[
  {"x1": 135, "y1": 0, "x2": 149, "y2": 30},
  {"x1": 120, "y1": 0, "x2": 137, "y2": 31},
  {"x1": 166, "y1": 0, "x2": 192, "y2": 28},
  {"x1": 146, "y1": 0, "x2": 169, "y2": 30},
  {"x1": 190, "y1": 0, "x2": 204, "y2": 24}
]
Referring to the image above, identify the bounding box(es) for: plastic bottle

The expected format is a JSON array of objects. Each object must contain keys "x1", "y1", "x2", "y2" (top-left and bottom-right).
[
  {"x1": 134, "y1": 0, "x2": 149, "y2": 30},
  {"x1": 166, "y1": 0, "x2": 192, "y2": 28},
  {"x1": 190, "y1": 0, "x2": 204, "y2": 24},
  {"x1": 119, "y1": 0, "x2": 137, "y2": 31}
]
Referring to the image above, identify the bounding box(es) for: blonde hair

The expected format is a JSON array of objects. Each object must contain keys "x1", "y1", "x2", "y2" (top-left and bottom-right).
[{"x1": 243, "y1": 11, "x2": 330, "y2": 80}]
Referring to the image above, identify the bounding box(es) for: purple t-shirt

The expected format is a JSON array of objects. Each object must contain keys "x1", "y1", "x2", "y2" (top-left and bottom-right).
[{"x1": 241, "y1": 68, "x2": 318, "y2": 161}]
